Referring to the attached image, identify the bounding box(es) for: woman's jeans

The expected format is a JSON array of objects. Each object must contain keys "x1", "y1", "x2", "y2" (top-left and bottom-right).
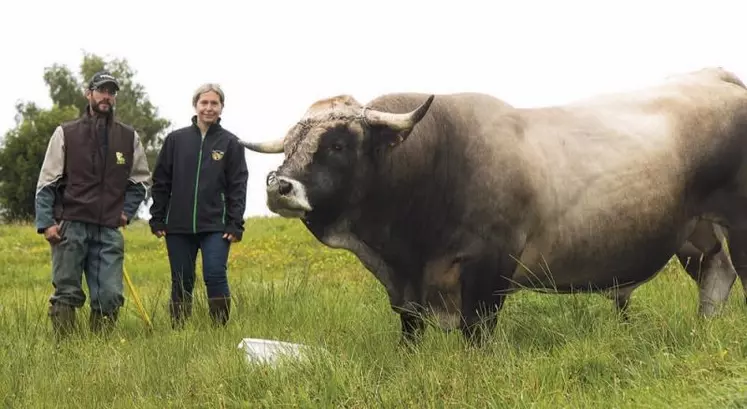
[{"x1": 165, "y1": 232, "x2": 232, "y2": 326}]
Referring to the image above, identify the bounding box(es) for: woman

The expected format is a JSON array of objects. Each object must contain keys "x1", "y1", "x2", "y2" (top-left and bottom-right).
[{"x1": 149, "y1": 83, "x2": 248, "y2": 328}]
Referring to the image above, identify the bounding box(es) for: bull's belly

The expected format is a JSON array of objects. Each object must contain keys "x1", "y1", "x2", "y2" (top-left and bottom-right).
[
  {"x1": 511, "y1": 227, "x2": 690, "y2": 293},
  {"x1": 510, "y1": 259, "x2": 670, "y2": 293}
]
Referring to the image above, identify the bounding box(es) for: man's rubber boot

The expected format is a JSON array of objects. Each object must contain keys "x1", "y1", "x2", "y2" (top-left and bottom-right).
[
  {"x1": 169, "y1": 300, "x2": 193, "y2": 329},
  {"x1": 208, "y1": 297, "x2": 231, "y2": 327},
  {"x1": 49, "y1": 303, "x2": 76, "y2": 340},
  {"x1": 90, "y1": 309, "x2": 118, "y2": 336}
]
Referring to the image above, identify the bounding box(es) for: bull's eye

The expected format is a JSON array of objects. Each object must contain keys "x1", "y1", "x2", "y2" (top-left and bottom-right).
[{"x1": 330, "y1": 143, "x2": 343, "y2": 151}]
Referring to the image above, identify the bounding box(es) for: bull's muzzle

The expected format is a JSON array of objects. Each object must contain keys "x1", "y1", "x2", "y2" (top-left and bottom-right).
[{"x1": 265, "y1": 172, "x2": 312, "y2": 218}]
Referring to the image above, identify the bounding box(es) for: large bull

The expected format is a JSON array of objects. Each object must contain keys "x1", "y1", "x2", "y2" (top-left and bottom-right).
[{"x1": 242, "y1": 67, "x2": 747, "y2": 346}]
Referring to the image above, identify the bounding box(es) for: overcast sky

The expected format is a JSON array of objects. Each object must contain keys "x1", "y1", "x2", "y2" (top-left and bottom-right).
[{"x1": 1, "y1": 0, "x2": 744, "y2": 217}]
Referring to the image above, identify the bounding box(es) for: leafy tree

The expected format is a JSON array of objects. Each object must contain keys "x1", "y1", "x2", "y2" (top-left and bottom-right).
[
  {"x1": 0, "y1": 51, "x2": 170, "y2": 222},
  {"x1": 0, "y1": 103, "x2": 78, "y2": 221}
]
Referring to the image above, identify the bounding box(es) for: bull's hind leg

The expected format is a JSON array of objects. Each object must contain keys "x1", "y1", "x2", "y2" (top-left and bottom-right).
[
  {"x1": 609, "y1": 221, "x2": 737, "y2": 319},
  {"x1": 692, "y1": 245, "x2": 737, "y2": 317},
  {"x1": 676, "y1": 241, "x2": 705, "y2": 283},
  {"x1": 677, "y1": 222, "x2": 737, "y2": 317},
  {"x1": 726, "y1": 227, "x2": 747, "y2": 305}
]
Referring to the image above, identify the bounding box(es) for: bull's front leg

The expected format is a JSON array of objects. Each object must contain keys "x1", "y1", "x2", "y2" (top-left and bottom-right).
[
  {"x1": 458, "y1": 254, "x2": 510, "y2": 347},
  {"x1": 391, "y1": 282, "x2": 426, "y2": 348},
  {"x1": 398, "y1": 309, "x2": 425, "y2": 346},
  {"x1": 336, "y1": 235, "x2": 424, "y2": 346}
]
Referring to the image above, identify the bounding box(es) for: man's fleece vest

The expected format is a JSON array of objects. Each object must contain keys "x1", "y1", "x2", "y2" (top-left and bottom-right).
[{"x1": 54, "y1": 113, "x2": 136, "y2": 229}]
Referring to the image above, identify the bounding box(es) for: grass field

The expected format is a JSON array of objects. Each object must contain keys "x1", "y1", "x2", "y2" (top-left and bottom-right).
[{"x1": 1, "y1": 218, "x2": 746, "y2": 408}]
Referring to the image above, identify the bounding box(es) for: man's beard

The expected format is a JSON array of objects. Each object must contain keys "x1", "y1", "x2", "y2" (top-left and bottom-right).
[{"x1": 91, "y1": 99, "x2": 113, "y2": 115}]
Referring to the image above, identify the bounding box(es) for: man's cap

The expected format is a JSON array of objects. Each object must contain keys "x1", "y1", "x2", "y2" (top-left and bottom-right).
[{"x1": 88, "y1": 71, "x2": 120, "y2": 91}]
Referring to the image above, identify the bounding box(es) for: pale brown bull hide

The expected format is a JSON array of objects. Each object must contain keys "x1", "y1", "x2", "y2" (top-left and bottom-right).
[
  {"x1": 612, "y1": 221, "x2": 747, "y2": 317},
  {"x1": 241, "y1": 67, "x2": 747, "y2": 346}
]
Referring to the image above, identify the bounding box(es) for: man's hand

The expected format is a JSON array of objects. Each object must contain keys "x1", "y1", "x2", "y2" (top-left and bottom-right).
[
  {"x1": 223, "y1": 233, "x2": 238, "y2": 243},
  {"x1": 120, "y1": 212, "x2": 128, "y2": 228},
  {"x1": 44, "y1": 224, "x2": 62, "y2": 245},
  {"x1": 154, "y1": 230, "x2": 166, "y2": 238}
]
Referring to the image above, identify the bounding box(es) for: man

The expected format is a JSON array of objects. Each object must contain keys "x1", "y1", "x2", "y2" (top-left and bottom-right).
[
  {"x1": 35, "y1": 70, "x2": 152, "y2": 338},
  {"x1": 149, "y1": 83, "x2": 248, "y2": 328}
]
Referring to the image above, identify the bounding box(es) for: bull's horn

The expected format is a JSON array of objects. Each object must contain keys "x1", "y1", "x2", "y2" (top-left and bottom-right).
[
  {"x1": 363, "y1": 95, "x2": 435, "y2": 131},
  {"x1": 238, "y1": 138, "x2": 285, "y2": 154}
]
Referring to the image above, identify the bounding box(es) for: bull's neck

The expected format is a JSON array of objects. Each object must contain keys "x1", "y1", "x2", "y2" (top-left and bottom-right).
[
  {"x1": 357, "y1": 137, "x2": 449, "y2": 241},
  {"x1": 370, "y1": 137, "x2": 441, "y2": 202}
]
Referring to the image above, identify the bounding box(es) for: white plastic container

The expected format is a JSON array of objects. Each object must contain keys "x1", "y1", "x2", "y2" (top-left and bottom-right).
[{"x1": 237, "y1": 337, "x2": 309, "y2": 366}]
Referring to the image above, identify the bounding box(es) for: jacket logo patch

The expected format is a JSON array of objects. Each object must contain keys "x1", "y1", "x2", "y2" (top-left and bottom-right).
[
  {"x1": 115, "y1": 152, "x2": 126, "y2": 165},
  {"x1": 211, "y1": 150, "x2": 224, "y2": 161}
]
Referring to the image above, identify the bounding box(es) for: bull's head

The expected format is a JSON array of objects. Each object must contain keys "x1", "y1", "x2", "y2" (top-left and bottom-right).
[{"x1": 241, "y1": 94, "x2": 435, "y2": 219}]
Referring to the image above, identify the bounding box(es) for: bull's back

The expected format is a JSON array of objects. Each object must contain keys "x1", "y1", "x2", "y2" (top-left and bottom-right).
[{"x1": 510, "y1": 70, "x2": 747, "y2": 292}]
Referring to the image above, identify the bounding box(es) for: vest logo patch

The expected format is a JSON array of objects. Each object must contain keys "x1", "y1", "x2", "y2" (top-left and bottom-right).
[
  {"x1": 115, "y1": 152, "x2": 126, "y2": 165},
  {"x1": 211, "y1": 150, "x2": 224, "y2": 161}
]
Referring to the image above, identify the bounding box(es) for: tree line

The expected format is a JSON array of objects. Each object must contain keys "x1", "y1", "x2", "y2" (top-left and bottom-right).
[{"x1": 0, "y1": 52, "x2": 171, "y2": 222}]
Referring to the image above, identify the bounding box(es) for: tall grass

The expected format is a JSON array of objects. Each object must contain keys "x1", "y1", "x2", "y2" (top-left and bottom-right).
[{"x1": 0, "y1": 219, "x2": 746, "y2": 408}]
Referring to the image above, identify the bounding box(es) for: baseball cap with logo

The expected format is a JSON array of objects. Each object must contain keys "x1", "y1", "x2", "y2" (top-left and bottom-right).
[{"x1": 88, "y1": 71, "x2": 120, "y2": 91}]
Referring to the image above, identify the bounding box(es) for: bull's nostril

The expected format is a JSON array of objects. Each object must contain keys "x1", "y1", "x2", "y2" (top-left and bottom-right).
[{"x1": 278, "y1": 179, "x2": 293, "y2": 195}]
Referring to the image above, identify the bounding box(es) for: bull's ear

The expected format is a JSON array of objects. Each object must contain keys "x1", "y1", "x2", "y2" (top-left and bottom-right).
[
  {"x1": 372, "y1": 125, "x2": 417, "y2": 149},
  {"x1": 365, "y1": 95, "x2": 435, "y2": 148}
]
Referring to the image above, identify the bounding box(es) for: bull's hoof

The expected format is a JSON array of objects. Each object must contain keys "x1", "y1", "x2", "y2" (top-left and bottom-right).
[{"x1": 697, "y1": 302, "x2": 722, "y2": 319}]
